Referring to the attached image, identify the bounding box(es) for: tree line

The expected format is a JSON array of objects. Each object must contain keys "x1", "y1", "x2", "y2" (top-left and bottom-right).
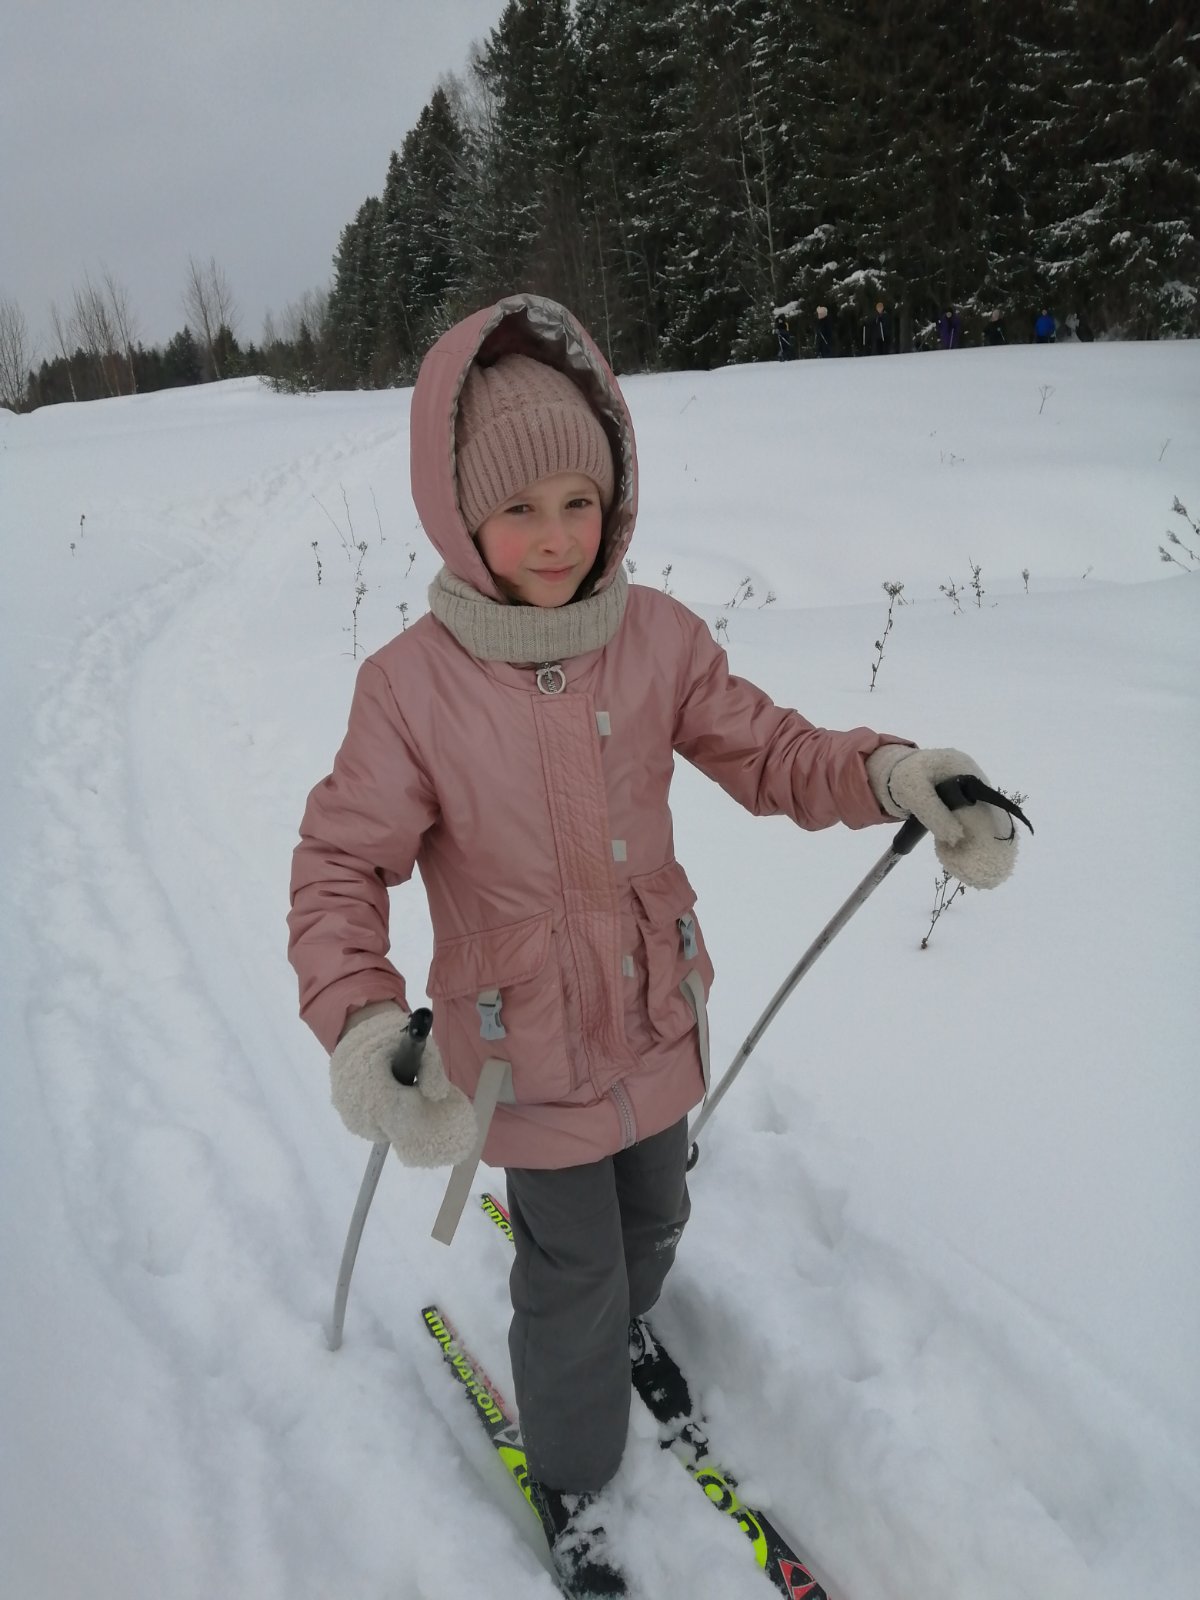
[
  {"x1": 0, "y1": 257, "x2": 269, "y2": 411},
  {"x1": 3, "y1": 0, "x2": 1196, "y2": 411}
]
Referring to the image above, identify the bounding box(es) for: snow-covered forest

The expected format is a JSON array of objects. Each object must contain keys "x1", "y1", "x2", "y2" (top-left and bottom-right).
[
  {"x1": 12, "y1": 0, "x2": 1198, "y2": 412},
  {"x1": 320, "y1": 0, "x2": 1199, "y2": 380}
]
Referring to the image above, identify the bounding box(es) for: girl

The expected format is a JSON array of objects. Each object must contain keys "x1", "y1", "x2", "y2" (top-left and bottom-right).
[{"x1": 287, "y1": 293, "x2": 1015, "y2": 1596}]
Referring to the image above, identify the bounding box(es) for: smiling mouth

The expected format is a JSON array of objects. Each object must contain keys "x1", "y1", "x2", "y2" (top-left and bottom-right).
[{"x1": 532, "y1": 566, "x2": 575, "y2": 579}]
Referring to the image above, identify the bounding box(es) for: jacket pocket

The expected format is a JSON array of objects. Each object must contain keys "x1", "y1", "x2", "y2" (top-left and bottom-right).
[
  {"x1": 427, "y1": 911, "x2": 571, "y2": 1103},
  {"x1": 629, "y1": 861, "x2": 716, "y2": 1044}
]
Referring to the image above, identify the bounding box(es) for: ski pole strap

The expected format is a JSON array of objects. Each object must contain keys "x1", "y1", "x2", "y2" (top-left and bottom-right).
[
  {"x1": 953, "y1": 775, "x2": 1034, "y2": 833},
  {"x1": 431, "y1": 1058, "x2": 513, "y2": 1247},
  {"x1": 890, "y1": 773, "x2": 1033, "y2": 856},
  {"x1": 679, "y1": 971, "x2": 712, "y2": 1092}
]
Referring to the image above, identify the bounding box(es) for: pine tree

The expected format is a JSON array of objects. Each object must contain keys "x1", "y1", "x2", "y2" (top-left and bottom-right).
[
  {"x1": 296, "y1": 320, "x2": 317, "y2": 386},
  {"x1": 732, "y1": 0, "x2": 825, "y2": 358},
  {"x1": 968, "y1": 0, "x2": 1060, "y2": 328},
  {"x1": 769, "y1": 0, "x2": 856, "y2": 347},
  {"x1": 799, "y1": 0, "x2": 993, "y2": 350},
  {"x1": 574, "y1": 0, "x2": 682, "y2": 367},
  {"x1": 162, "y1": 327, "x2": 203, "y2": 386},
  {"x1": 132, "y1": 342, "x2": 167, "y2": 394},
  {"x1": 328, "y1": 197, "x2": 384, "y2": 381},
  {"x1": 375, "y1": 89, "x2": 468, "y2": 380},
  {"x1": 657, "y1": 0, "x2": 766, "y2": 369},
  {"x1": 1036, "y1": 0, "x2": 1199, "y2": 336},
  {"x1": 377, "y1": 150, "x2": 411, "y2": 377},
  {"x1": 464, "y1": 1, "x2": 591, "y2": 312},
  {"x1": 209, "y1": 324, "x2": 242, "y2": 382}
]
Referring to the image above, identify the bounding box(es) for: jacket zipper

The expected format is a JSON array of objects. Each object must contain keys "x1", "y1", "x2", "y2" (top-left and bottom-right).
[
  {"x1": 609, "y1": 1080, "x2": 637, "y2": 1149},
  {"x1": 536, "y1": 655, "x2": 632, "y2": 1146}
]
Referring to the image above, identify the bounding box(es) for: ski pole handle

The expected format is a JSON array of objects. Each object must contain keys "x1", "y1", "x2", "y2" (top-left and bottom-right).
[
  {"x1": 389, "y1": 1006, "x2": 433, "y2": 1086},
  {"x1": 890, "y1": 775, "x2": 975, "y2": 855}
]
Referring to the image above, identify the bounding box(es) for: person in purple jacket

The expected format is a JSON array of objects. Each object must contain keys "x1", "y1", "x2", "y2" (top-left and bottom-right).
[{"x1": 936, "y1": 307, "x2": 963, "y2": 349}]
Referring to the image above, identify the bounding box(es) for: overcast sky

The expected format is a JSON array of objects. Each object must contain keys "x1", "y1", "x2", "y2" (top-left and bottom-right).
[{"x1": 1, "y1": 1, "x2": 508, "y2": 356}]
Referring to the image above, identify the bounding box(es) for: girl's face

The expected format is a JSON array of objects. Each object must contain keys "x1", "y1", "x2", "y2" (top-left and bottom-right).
[{"x1": 475, "y1": 471, "x2": 604, "y2": 607}]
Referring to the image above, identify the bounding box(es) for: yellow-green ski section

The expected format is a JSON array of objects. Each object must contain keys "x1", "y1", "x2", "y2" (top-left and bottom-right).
[
  {"x1": 481, "y1": 1190, "x2": 515, "y2": 1243},
  {"x1": 421, "y1": 1305, "x2": 540, "y2": 1521}
]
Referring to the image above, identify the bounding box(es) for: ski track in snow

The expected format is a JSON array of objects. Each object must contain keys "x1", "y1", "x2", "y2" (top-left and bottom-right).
[
  {"x1": 667, "y1": 1138, "x2": 1200, "y2": 1599},
  {"x1": 11, "y1": 384, "x2": 1199, "y2": 1600},
  {"x1": 21, "y1": 526, "x2": 329, "y2": 1597},
  {"x1": 13, "y1": 443, "x2": 553, "y2": 1600}
]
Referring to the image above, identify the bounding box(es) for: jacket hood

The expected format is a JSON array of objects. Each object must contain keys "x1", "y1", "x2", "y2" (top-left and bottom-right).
[{"x1": 409, "y1": 294, "x2": 638, "y2": 602}]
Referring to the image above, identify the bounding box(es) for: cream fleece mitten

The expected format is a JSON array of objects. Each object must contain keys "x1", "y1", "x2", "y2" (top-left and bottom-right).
[
  {"x1": 866, "y1": 745, "x2": 1018, "y2": 890},
  {"x1": 330, "y1": 1004, "x2": 478, "y2": 1167}
]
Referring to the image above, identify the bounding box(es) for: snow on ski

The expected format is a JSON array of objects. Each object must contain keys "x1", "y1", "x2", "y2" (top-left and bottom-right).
[{"x1": 478, "y1": 1192, "x2": 831, "y2": 1600}]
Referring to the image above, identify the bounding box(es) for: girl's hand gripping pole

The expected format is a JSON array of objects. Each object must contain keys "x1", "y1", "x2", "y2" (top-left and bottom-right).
[{"x1": 327, "y1": 1007, "x2": 433, "y2": 1350}]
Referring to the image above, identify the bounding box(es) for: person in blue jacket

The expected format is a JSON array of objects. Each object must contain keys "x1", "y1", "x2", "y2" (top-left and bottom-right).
[
  {"x1": 1034, "y1": 308, "x2": 1057, "y2": 343},
  {"x1": 936, "y1": 307, "x2": 962, "y2": 349}
]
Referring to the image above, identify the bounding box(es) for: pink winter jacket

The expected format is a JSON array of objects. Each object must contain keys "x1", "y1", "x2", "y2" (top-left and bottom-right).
[{"x1": 288, "y1": 295, "x2": 907, "y2": 1170}]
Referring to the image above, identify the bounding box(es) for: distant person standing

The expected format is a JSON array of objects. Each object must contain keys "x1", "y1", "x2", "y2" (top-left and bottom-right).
[
  {"x1": 1034, "y1": 308, "x2": 1057, "y2": 343},
  {"x1": 983, "y1": 310, "x2": 1008, "y2": 347},
  {"x1": 814, "y1": 305, "x2": 835, "y2": 358},
  {"x1": 1074, "y1": 310, "x2": 1094, "y2": 343},
  {"x1": 836, "y1": 302, "x2": 859, "y2": 355},
  {"x1": 864, "y1": 300, "x2": 893, "y2": 354},
  {"x1": 936, "y1": 307, "x2": 963, "y2": 349},
  {"x1": 774, "y1": 313, "x2": 795, "y2": 362}
]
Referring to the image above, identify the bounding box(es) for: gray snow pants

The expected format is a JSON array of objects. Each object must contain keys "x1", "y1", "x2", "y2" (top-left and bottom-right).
[{"x1": 505, "y1": 1115, "x2": 691, "y2": 1493}]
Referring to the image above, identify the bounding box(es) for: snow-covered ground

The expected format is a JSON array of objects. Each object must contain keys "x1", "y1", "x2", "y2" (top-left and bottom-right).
[{"x1": 2, "y1": 341, "x2": 1198, "y2": 1599}]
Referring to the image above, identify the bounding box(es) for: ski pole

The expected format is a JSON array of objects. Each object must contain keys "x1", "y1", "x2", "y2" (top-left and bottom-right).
[
  {"x1": 687, "y1": 776, "x2": 979, "y2": 1170},
  {"x1": 327, "y1": 1007, "x2": 433, "y2": 1351}
]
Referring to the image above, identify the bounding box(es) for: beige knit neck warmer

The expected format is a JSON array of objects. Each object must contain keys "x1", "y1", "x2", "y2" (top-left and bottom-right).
[{"x1": 428, "y1": 564, "x2": 628, "y2": 664}]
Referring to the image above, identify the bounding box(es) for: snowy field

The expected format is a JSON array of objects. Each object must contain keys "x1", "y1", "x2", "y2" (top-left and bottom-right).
[{"x1": 2, "y1": 340, "x2": 1198, "y2": 1599}]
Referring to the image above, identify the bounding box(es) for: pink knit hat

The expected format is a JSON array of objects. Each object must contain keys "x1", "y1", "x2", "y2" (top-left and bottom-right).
[{"x1": 454, "y1": 353, "x2": 615, "y2": 533}]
